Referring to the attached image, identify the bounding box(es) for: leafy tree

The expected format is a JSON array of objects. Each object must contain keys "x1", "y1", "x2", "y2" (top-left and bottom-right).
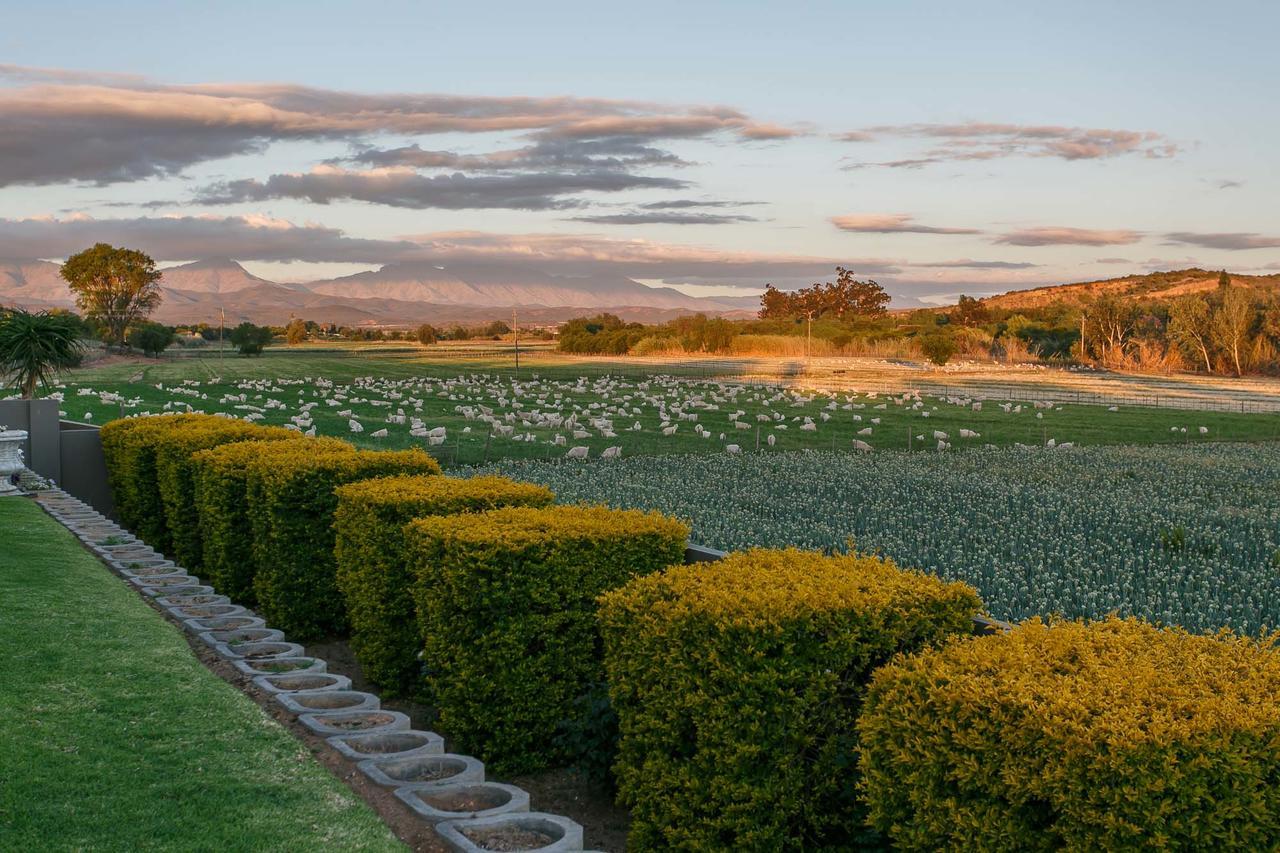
[
  {"x1": 919, "y1": 332, "x2": 957, "y2": 366},
  {"x1": 1167, "y1": 295, "x2": 1214, "y2": 373},
  {"x1": 0, "y1": 308, "x2": 84, "y2": 397},
  {"x1": 284, "y1": 318, "x2": 308, "y2": 345},
  {"x1": 1082, "y1": 295, "x2": 1138, "y2": 363},
  {"x1": 228, "y1": 322, "x2": 273, "y2": 356},
  {"x1": 482, "y1": 320, "x2": 512, "y2": 339},
  {"x1": 1212, "y1": 285, "x2": 1252, "y2": 376},
  {"x1": 949, "y1": 295, "x2": 990, "y2": 327},
  {"x1": 415, "y1": 324, "x2": 439, "y2": 345},
  {"x1": 59, "y1": 244, "x2": 162, "y2": 349},
  {"x1": 759, "y1": 267, "x2": 889, "y2": 319},
  {"x1": 1218, "y1": 270, "x2": 1232, "y2": 290},
  {"x1": 126, "y1": 322, "x2": 175, "y2": 358}
]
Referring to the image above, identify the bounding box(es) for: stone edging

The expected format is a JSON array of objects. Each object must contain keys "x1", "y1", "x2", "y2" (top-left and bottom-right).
[{"x1": 33, "y1": 489, "x2": 599, "y2": 853}]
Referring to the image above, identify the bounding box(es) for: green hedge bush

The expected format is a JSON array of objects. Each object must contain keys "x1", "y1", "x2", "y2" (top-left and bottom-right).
[
  {"x1": 334, "y1": 475, "x2": 555, "y2": 697},
  {"x1": 598, "y1": 548, "x2": 983, "y2": 851},
  {"x1": 192, "y1": 436, "x2": 348, "y2": 603},
  {"x1": 154, "y1": 420, "x2": 295, "y2": 569},
  {"x1": 100, "y1": 414, "x2": 237, "y2": 550},
  {"x1": 246, "y1": 445, "x2": 441, "y2": 639},
  {"x1": 859, "y1": 617, "x2": 1280, "y2": 850},
  {"x1": 406, "y1": 505, "x2": 689, "y2": 774}
]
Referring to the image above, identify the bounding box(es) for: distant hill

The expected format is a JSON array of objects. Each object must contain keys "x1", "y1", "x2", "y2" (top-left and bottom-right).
[
  {"x1": 979, "y1": 268, "x2": 1280, "y2": 311},
  {"x1": 0, "y1": 258, "x2": 759, "y2": 325}
]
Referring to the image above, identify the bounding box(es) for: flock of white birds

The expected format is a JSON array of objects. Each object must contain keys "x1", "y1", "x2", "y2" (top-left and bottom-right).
[{"x1": 35, "y1": 371, "x2": 1218, "y2": 462}]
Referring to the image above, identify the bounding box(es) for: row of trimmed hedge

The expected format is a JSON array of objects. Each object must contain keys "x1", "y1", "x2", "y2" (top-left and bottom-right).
[
  {"x1": 597, "y1": 550, "x2": 1280, "y2": 850},
  {"x1": 101, "y1": 415, "x2": 440, "y2": 638},
  {"x1": 333, "y1": 474, "x2": 556, "y2": 695}
]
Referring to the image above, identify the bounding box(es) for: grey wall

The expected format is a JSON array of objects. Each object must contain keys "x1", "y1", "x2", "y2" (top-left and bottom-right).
[{"x1": 0, "y1": 398, "x2": 113, "y2": 516}]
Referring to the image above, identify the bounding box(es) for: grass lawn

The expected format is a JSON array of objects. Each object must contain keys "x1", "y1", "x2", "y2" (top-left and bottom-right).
[
  {"x1": 47, "y1": 350, "x2": 1280, "y2": 467},
  {"x1": 0, "y1": 497, "x2": 403, "y2": 851}
]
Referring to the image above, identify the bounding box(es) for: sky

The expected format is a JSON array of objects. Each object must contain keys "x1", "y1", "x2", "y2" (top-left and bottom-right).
[{"x1": 1, "y1": 0, "x2": 1277, "y2": 306}]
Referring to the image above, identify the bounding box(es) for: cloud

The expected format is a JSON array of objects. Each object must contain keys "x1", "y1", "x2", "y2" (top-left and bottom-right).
[
  {"x1": 0, "y1": 64, "x2": 796, "y2": 187},
  {"x1": 911, "y1": 259, "x2": 1039, "y2": 269},
  {"x1": 1095, "y1": 257, "x2": 1133, "y2": 264},
  {"x1": 0, "y1": 213, "x2": 415, "y2": 262},
  {"x1": 1163, "y1": 231, "x2": 1280, "y2": 250},
  {"x1": 995, "y1": 227, "x2": 1143, "y2": 247},
  {"x1": 830, "y1": 214, "x2": 980, "y2": 235},
  {"x1": 1216, "y1": 179, "x2": 1243, "y2": 190},
  {"x1": 841, "y1": 121, "x2": 1176, "y2": 168},
  {"x1": 338, "y1": 136, "x2": 689, "y2": 172},
  {"x1": 568, "y1": 211, "x2": 758, "y2": 225},
  {"x1": 195, "y1": 165, "x2": 686, "y2": 210}
]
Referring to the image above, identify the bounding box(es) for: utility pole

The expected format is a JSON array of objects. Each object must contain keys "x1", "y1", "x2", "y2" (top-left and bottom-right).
[
  {"x1": 219, "y1": 306, "x2": 225, "y2": 368},
  {"x1": 512, "y1": 307, "x2": 520, "y2": 375},
  {"x1": 805, "y1": 310, "x2": 815, "y2": 367}
]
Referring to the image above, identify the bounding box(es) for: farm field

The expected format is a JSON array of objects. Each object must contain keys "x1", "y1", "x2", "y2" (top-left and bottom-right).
[
  {"x1": 38, "y1": 351, "x2": 1280, "y2": 467},
  {"x1": 477, "y1": 443, "x2": 1280, "y2": 634}
]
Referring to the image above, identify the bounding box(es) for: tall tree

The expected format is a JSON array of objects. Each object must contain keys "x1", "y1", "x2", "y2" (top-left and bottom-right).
[
  {"x1": 285, "y1": 318, "x2": 308, "y2": 345},
  {"x1": 1212, "y1": 285, "x2": 1252, "y2": 376},
  {"x1": 1083, "y1": 295, "x2": 1138, "y2": 363},
  {"x1": 1167, "y1": 295, "x2": 1214, "y2": 373},
  {"x1": 949, "y1": 295, "x2": 990, "y2": 327},
  {"x1": 1218, "y1": 269, "x2": 1232, "y2": 290},
  {"x1": 758, "y1": 267, "x2": 889, "y2": 319},
  {"x1": 59, "y1": 244, "x2": 162, "y2": 349},
  {"x1": 0, "y1": 308, "x2": 84, "y2": 397}
]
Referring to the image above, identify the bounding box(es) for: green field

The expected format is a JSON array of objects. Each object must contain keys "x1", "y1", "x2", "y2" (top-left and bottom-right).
[
  {"x1": 43, "y1": 350, "x2": 1280, "y2": 468},
  {"x1": 478, "y1": 443, "x2": 1280, "y2": 634},
  {"x1": 0, "y1": 497, "x2": 403, "y2": 851}
]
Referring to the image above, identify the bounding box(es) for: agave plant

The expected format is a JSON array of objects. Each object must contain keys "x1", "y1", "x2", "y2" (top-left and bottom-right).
[{"x1": 0, "y1": 308, "x2": 84, "y2": 398}]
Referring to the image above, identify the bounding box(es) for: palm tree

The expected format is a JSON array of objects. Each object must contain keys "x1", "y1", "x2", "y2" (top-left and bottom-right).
[{"x1": 0, "y1": 308, "x2": 84, "y2": 398}]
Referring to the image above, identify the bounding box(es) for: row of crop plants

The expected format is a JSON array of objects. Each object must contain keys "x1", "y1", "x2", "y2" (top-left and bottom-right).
[{"x1": 99, "y1": 413, "x2": 1280, "y2": 849}]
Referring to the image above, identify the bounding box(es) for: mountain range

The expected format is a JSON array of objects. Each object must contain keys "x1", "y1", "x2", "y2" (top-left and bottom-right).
[{"x1": 0, "y1": 258, "x2": 761, "y2": 326}]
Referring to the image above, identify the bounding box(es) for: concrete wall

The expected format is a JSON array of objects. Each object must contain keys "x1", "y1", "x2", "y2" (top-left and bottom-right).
[{"x1": 0, "y1": 398, "x2": 113, "y2": 516}]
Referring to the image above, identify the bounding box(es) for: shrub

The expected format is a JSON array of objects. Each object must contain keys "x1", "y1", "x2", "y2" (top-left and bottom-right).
[
  {"x1": 919, "y1": 331, "x2": 957, "y2": 366},
  {"x1": 598, "y1": 548, "x2": 983, "y2": 851},
  {"x1": 333, "y1": 475, "x2": 555, "y2": 697},
  {"x1": 859, "y1": 617, "x2": 1280, "y2": 850},
  {"x1": 154, "y1": 420, "x2": 295, "y2": 569},
  {"x1": 247, "y1": 445, "x2": 441, "y2": 639},
  {"x1": 192, "y1": 436, "x2": 348, "y2": 603},
  {"x1": 101, "y1": 414, "x2": 230, "y2": 549},
  {"x1": 406, "y1": 505, "x2": 689, "y2": 774}
]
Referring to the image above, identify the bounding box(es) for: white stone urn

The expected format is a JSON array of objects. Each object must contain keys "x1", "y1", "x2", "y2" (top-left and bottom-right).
[{"x1": 0, "y1": 429, "x2": 28, "y2": 496}]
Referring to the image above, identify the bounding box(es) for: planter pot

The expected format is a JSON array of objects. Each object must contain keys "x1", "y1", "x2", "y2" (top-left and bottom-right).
[
  {"x1": 297, "y1": 710, "x2": 410, "y2": 737},
  {"x1": 232, "y1": 656, "x2": 326, "y2": 677},
  {"x1": 169, "y1": 603, "x2": 249, "y2": 620},
  {"x1": 326, "y1": 730, "x2": 444, "y2": 762},
  {"x1": 276, "y1": 690, "x2": 380, "y2": 715},
  {"x1": 213, "y1": 641, "x2": 305, "y2": 661},
  {"x1": 0, "y1": 430, "x2": 29, "y2": 496},
  {"x1": 183, "y1": 615, "x2": 266, "y2": 633},
  {"x1": 253, "y1": 672, "x2": 352, "y2": 695},
  {"x1": 394, "y1": 782, "x2": 529, "y2": 824},
  {"x1": 198, "y1": 628, "x2": 284, "y2": 647},
  {"x1": 435, "y1": 813, "x2": 584, "y2": 853},
  {"x1": 357, "y1": 753, "x2": 484, "y2": 788}
]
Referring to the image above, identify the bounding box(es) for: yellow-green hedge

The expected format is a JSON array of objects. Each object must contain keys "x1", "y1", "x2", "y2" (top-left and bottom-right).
[
  {"x1": 100, "y1": 414, "x2": 237, "y2": 550},
  {"x1": 192, "y1": 436, "x2": 348, "y2": 603},
  {"x1": 155, "y1": 420, "x2": 296, "y2": 569},
  {"x1": 246, "y1": 445, "x2": 441, "y2": 639},
  {"x1": 406, "y1": 505, "x2": 689, "y2": 774},
  {"x1": 859, "y1": 617, "x2": 1280, "y2": 850},
  {"x1": 334, "y1": 475, "x2": 555, "y2": 697},
  {"x1": 598, "y1": 548, "x2": 984, "y2": 851}
]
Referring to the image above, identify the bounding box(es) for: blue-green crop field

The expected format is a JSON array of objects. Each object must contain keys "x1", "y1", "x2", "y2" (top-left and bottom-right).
[{"x1": 477, "y1": 443, "x2": 1280, "y2": 634}]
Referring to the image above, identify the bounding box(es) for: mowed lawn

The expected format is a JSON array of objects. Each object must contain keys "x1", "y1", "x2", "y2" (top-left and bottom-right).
[
  {"x1": 0, "y1": 498, "x2": 402, "y2": 851},
  {"x1": 48, "y1": 350, "x2": 1280, "y2": 467}
]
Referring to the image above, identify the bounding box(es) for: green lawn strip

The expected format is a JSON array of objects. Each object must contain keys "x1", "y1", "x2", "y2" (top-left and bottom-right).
[{"x1": 0, "y1": 498, "x2": 404, "y2": 852}]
